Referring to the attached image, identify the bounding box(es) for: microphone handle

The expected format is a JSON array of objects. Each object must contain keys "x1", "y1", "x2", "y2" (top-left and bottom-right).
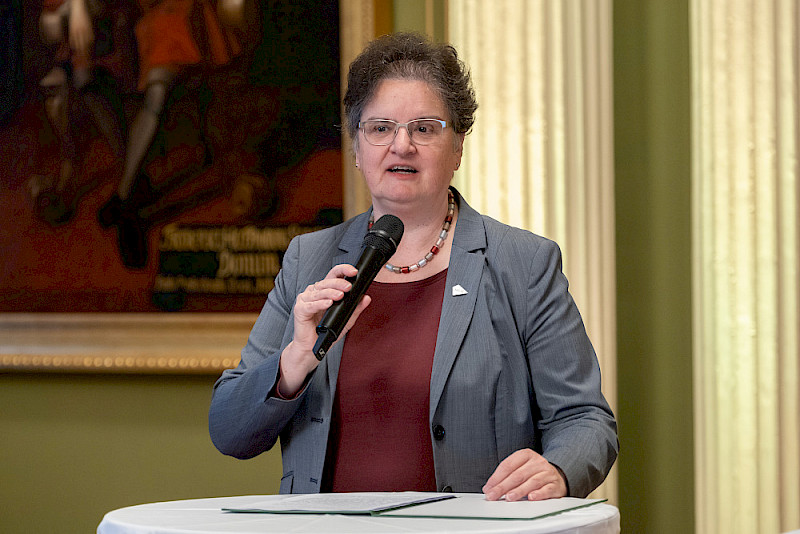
[{"x1": 312, "y1": 246, "x2": 387, "y2": 360}]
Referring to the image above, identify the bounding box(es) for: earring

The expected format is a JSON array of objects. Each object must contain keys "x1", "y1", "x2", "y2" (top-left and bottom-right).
[{"x1": 355, "y1": 162, "x2": 359, "y2": 168}]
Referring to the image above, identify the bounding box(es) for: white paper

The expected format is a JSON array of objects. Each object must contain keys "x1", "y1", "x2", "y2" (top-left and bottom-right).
[
  {"x1": 223, "y1": 492, "x2": 454, "y2": 514},
  {"x1": 379, "y1": 495, "x2": 607, "y2": 520}
]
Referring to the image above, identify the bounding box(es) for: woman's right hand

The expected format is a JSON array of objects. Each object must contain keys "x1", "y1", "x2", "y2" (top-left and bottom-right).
[{"x1": 277, "y1": 264, "x2": 370, "y2": 397}]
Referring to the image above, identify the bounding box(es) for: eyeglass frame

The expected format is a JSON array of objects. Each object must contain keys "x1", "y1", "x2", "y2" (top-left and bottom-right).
[{"x1": 357, "y1": 118, "x2": 449, "y2": 146}]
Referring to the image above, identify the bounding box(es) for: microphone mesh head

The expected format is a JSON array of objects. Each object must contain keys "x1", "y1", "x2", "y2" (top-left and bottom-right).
[{"x1": 365, "y1": 214, "x2": 404, "y2": 255}]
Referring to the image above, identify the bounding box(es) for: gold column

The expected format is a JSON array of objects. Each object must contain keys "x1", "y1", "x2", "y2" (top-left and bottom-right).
[
  {"x1": 448, "y1": 0, "x2": 617, "y2": 502},
  {"x1": 691, "y1": 0, "x2": 800, "y2": 532},
  {"x1": 340, "y1": 0, "x2": 378, "y2": 218}
]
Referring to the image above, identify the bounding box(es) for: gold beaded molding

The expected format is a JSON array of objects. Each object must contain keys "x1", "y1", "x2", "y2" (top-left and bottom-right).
[{"x1": 0, "y1": 313, "x2": 255, "y2": 374}]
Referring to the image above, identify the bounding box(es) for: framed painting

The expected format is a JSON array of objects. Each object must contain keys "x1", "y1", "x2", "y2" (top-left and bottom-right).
[{"x1": 1, "y1": 0, "x2": 343, "y2": 372}]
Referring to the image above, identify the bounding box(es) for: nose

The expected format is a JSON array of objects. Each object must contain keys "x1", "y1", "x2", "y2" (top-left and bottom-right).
[{"x1": 390, "y1": 125, "x2": 416, "y2": 153}]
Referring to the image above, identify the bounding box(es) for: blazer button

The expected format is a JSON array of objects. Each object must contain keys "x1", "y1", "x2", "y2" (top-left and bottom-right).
[
  {"x1": 432, "y1": 424, "x2": 445, "y2": 441},
  {"x1": 441, "y1": 485, "x2": 453, "y2": 493}
]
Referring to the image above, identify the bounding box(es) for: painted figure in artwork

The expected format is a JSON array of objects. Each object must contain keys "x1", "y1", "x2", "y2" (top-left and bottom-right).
[
  {"x1": 34, "y1": 0, "x2": 138, "y2": 226},
  {"x1": 29, "y1": 0, "x2": 339, "y2": 271},
  {"x1": 97, "y1": 0, "x2": 241, "y2": 268}
]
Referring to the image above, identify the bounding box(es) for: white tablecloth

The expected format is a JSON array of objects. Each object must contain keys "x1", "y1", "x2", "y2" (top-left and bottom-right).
[{"x1": 97, "y1": 494, "x2": 620, "y2": 534}]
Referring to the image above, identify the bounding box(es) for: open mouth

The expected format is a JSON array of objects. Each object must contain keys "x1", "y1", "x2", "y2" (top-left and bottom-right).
[{"x1": 389, "y1": 166, "x2": 418, "y2": 174}]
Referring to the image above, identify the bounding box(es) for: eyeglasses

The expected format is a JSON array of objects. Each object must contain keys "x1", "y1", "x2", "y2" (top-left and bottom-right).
[{"x1": 358, "y1": 119, "x2": 448, "y2": 146}]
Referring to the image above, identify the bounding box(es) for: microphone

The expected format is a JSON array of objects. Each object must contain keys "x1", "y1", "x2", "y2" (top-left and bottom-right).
[{"x1": 312, "y1": 214, "x2": 404, "y2": 360}]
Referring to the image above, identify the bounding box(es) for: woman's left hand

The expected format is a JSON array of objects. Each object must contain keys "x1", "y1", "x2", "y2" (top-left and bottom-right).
[{"x1": 482, "y1": 449, "x2": 567, "y2": 501}]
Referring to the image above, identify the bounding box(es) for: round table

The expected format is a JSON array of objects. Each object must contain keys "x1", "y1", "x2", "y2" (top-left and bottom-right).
[{"x1": 97, "y1": 494, "x2": 620, "y2": 534}]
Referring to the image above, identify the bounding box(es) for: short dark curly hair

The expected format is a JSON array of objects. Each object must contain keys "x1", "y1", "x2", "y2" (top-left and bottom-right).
[{"x1": 343, "y1": 32, "x2": 478, "y2": 145}]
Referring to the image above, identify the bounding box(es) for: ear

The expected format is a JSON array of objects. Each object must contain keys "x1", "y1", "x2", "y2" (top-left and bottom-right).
[{"x1": 453, "y1": 133, "x2": 465, "y2": 170}]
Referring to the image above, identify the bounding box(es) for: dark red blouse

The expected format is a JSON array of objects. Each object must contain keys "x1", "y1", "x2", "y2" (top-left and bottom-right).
[{"x1": 322, "y1": 269, "x2": 448, "y2": 492}]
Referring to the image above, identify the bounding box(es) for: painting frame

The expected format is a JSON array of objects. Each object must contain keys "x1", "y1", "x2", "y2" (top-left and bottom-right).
[{"x1": 0, "y1": 312, "x2": 257, "y2": 374}]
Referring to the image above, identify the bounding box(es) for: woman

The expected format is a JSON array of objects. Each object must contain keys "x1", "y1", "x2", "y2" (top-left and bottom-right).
[{"x1": 209, "y1": 32, "x2": 617, "y2": 501}]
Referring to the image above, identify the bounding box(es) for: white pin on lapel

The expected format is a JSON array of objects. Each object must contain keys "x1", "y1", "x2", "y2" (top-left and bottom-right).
[{"x1": 451, "y1": 284, "x2": 468, "y2": 296}]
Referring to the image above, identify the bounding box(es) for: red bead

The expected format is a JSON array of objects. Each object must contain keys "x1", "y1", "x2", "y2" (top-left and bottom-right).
[
  {"x1": 401, "y1": 266, "x2": 411, "y2": 273},
  {"x1": 431, "y1": 245, "x2": 440, "y2": 254}
]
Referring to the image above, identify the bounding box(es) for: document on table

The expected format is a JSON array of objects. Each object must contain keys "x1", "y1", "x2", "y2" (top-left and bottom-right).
[
  {"x1": 223, "y1": 492, "x2": 606, "y2": 520},
  {"x1": 223, "y1": 492, "x2": 455, "y2": 515},
  {"x1": 380, "y1": 494, "x2": 607, "y2": 520}
]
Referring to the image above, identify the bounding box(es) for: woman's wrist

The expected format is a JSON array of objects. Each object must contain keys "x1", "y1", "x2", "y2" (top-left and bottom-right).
[
  {"x1": 274, "y1": 371, "x2": 303, "y2": 400},
  {"x1": 276, "y1": 341, "x2": 315, "y2": 397}
]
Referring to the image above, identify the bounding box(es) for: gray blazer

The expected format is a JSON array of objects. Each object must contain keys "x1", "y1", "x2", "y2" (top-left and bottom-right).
[{"x1": 209, "y1": 189, "x2": 618, "y2": 498}]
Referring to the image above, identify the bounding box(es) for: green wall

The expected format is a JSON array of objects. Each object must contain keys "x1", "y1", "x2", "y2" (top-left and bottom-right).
[
  {"x1": 614, "y1": 1, "x2": 694, "y2": 532},
  {"x1": 393, "y1": 0, "x2": 446, "y2": 40},
  {"x1": 1, "y1": 373, "x2": 283, "y2": 532}
]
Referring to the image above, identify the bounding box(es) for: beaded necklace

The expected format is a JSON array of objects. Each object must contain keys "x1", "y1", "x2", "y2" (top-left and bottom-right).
[{"x1": 368, "y1": 188, "x2": 455, "y2": 274}]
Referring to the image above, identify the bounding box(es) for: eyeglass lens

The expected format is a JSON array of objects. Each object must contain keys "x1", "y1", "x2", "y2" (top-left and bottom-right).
[{"x1": 360, "y1": 119, "x2": 445, "y2": 145}]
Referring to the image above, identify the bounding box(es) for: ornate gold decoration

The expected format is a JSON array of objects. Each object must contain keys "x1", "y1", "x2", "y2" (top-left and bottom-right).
[{"x1": 0, "y1": 313, "x2": 256, "y2": 374}]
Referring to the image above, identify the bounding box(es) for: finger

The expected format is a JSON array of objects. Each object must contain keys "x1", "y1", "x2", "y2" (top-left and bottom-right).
[
  {"x1": 525, "y1": 478, "x2": 566, "y2": 501},
  {"x1": 494, "y1": 461, "x2": 566, "y2": 502},
  {"x1": 515, "y1": 464, "x2": 567, "y2": 501},
  {"x1": 294, "y1": 264, "x2": 360, "y2": 333},
  {"x1": 302, "y1": 281, "x2": 351, "y2": 307},
  {"x1": 485, "y1": 468, "x2": 536, "y2": 501},
  {"x1": 502, "y1": 469, "x2": 553, "y2": 501},
  {"x1": 300, "y1": 284, "x2": 369, "y2": 332},
  {"x1": 484, "y1": 450, "x2": 554, "y2": 501},
  {"x1": 483, "y1": 450, "x2": 534, "y2": 495},
  {"x1": 486, "y1": 468, "x2": 541, "y2": 502},
  {"x1": 324, "y1": 263, "x2": 358, "y2": 281},
  {"x1": 309, "y1": 265, "x2": 358, "y2": 297}
]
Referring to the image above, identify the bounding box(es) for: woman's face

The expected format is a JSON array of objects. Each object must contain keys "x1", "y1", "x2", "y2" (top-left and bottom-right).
[{"x1": 355, "y1": 78, "x2": 464, "y2": 211}]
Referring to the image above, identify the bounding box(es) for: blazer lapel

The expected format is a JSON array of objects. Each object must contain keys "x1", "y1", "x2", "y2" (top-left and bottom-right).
[{"x1": 429, "y1": 191, "x2": 487, "y2": 418}]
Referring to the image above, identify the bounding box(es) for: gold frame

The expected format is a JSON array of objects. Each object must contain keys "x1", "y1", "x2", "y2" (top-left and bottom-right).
[{"x1": 0, "y1": 313, "x2": 257, "y2": 374}]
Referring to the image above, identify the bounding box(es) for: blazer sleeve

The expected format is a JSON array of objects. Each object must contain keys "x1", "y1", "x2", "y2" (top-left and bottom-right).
[
  {"x1": 208, "y1": 235, "x2": 311, "y2": 459},
  {"x1": 522, "y1": 237, "x2": 618, "y2": 497}
]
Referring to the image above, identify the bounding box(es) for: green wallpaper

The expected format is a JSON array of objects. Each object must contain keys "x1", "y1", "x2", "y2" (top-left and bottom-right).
[
  {"x1": 614, "y1": 1, "x2": 694, "y2": 532},
  {"x1": 0, "y1": 373, "x2": 282, "y2": 532},
  {"x1": 393, "y1": 0, "x2": 446, "y2": 40}
]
